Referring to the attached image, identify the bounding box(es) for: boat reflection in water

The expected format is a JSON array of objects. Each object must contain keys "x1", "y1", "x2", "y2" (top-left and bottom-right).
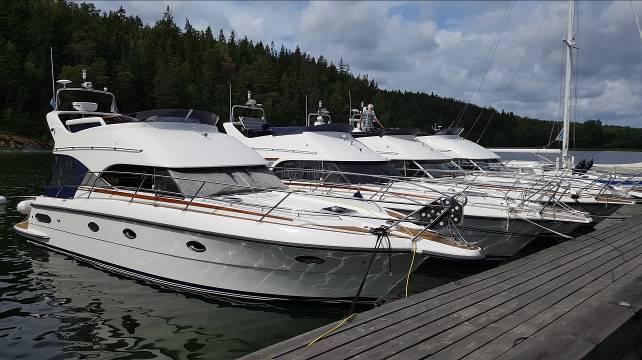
[{"x1": 4, "y1": 245, "x2": 340, "y2": 360}]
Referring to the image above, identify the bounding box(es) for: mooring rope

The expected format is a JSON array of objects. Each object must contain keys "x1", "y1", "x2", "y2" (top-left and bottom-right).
[{"x1": 307, "y1": 225, "x2": 391, "y2": 346}]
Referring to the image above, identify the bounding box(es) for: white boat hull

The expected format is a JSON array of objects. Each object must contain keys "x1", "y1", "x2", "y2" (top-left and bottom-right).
[
  {"x1": 456, "y1": 217, "x2": 543, "y2": 259},
  {"x1": 568, "y1": 202, "x2": 623, "y2": 222},
  {"x1": 17, "y1": 205, "x2": 427, "y2": 303}
]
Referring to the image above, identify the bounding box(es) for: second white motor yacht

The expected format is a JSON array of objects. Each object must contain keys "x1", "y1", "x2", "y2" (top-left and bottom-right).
[{"x1": 223, "y1": 96, "x2": 591, "y2": 258}]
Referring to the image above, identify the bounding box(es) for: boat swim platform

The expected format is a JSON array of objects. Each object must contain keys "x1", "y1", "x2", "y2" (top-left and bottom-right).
[{"x1": 241, "y1": 215, "x2": 642, "y2": 360}]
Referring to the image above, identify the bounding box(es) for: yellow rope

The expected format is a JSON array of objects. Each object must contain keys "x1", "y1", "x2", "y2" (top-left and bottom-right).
[
  {"x1": 405, "y1": 240, "x2": 417, "y2": 298},
  {"x1": 307, "y1": 313, "x2": 357, "y2": 346}
]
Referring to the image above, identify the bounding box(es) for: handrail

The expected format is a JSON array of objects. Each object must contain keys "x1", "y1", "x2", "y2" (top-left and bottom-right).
[
  {"x1": 49, "y1": 170, "x2": 464, "y2": 228},
  {"x1": 258, "y1": 192, "x2": 291, "y2": 222},
  {"x1": 54, "y1": 146, "x2": 143, "y2": 153},
  {"x1": 184, "y1": 181, "x2": 206, "y2": 211}
]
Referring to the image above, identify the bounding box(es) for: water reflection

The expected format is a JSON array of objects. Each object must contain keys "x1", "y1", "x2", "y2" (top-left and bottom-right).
[{"x1": 10, "y1": 250, "x2": 339, "y2": 359}]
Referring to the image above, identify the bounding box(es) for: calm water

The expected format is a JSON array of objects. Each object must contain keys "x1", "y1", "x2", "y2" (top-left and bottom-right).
[{"x1": 0, "y1": 151, "x2": 638, "y2": 359}]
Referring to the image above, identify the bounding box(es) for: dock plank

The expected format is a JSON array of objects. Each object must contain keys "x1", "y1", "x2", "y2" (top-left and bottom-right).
[
  {"x1": 274, "y1": 220, "x2": 642, "y2": 360},
  {"x1": 402, "y1": 236, "x2": 642, "y2": 359},
  {"x1": 464, "y1": 250, "x2": 642, "y2": 360},
  {"x1": 347, "y1": 233, "x2": 642, "y2": 360},
  {"x1": 240, "y1": 216, "x2": 642, "y2": 360},
  {"x1": 497, "y1": 264, "x2": 642, "y2": 360}
]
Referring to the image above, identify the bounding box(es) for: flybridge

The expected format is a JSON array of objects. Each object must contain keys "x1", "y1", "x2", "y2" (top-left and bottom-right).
[
  {"x1": 53, "y1": 70, "x2": 118, "y2": 113},
  {"x1": 51, "y1": 71, "x2": 219, "y2": 133},
  {"x1": 229, "y1": 91, "x2": 353, "y2": 137}
]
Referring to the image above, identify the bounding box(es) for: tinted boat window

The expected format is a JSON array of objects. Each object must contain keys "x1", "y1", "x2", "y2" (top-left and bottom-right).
[
  {"x1": 170, "y1": 166, "x2": 286, "y2": 197},
  {"x1": 274, "y1": 161, "x2": 400, "y2": 185},
  {"x1": 475, "y1": 159, "x2": 509, "y2": 171},
  {"x1": 99, "y1": 165, "x2": 180, "y2": 196},
  {"x1": 391, "y1": 160, "x2": 429, "y2": 178},
  {"x1": 454, "y1": 159, "x2": 478, "y2": 170},
  {"x1": 44, "y1": 155, "x2": 89, "y2": 198},
  {"x1": 96, "y1": 165, "x2": 284, "y2": 198},
  {"x1": 417, "y1": 161, "x2": 464, "y2": 178}
]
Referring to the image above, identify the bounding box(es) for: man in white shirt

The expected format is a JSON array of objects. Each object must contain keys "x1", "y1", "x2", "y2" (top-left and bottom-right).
[{"x1": 360, "y1": 104, "x2": 384, "y2": 131}]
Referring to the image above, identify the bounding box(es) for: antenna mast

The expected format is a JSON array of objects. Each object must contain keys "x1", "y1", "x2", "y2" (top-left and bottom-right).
[
  {"x1": 348, "y1": 90, "x2": 352, "y2": 120},
  {"x1": 561, "y1": 0, "x2": 576, "y2": 168},
  {"x1": 305, "y1": 94, "x2": 309, "y2": 126},
  {"x1": 50, "y1": 47, "x2": 55, "y2": 98}
]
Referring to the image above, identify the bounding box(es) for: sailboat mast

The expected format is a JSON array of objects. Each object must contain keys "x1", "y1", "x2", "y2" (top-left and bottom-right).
[{"x1": 561, "y1": 0, "x2": 576, "y2": 168}]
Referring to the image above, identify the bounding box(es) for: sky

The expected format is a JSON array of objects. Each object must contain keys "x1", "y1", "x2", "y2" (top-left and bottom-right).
[{"x1": 89, "y1": 0, "x2": 642, "y2": 127}]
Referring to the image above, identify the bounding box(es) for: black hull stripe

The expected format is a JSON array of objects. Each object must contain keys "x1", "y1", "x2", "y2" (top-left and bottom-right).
[
  {"x1": 29, "y1": 203, "x2": 412, "y2": 254},
  {"x1": 23, "y1": 237, "x2": 379, "y2": 304}
]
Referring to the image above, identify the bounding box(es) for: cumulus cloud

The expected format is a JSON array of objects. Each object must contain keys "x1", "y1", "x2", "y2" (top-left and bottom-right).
[{"x1": 88, "y1": 0, "x2": 642, "y2": 127}]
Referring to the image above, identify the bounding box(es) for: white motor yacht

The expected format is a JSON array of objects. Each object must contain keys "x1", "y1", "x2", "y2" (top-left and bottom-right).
[
  {"x1": 354, "y1": 128, "x2": 591, "y2": 234},
  {"x1": 14, "y1": 78, "x2": 482, "y2": 303},
  {"x1": 223, "y1": 97, "x2": 590, "y2": 258},
  {"x1": 417, "y1": 128, "x2": 635, "y2": 219}
]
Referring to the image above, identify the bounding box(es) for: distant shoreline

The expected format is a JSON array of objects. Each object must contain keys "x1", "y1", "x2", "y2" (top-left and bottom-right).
[{"x1": 0, "y1": 134, "x2": 52, "y2": 152}]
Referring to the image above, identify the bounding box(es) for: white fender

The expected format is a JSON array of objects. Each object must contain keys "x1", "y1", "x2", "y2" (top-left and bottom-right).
[{"x1": 16, "y1": 200, "x2": 32, "y2": 215}]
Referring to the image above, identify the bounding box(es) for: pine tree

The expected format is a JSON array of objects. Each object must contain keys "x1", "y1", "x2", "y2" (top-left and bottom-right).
[{"x1": 228, "y1": 30, "x2": 236, "y2": 46}]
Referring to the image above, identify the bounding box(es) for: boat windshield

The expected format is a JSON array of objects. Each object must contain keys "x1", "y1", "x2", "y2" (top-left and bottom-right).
[
  {"x1": 274, "y1": 161, "x2": 400, "y2": 185},
  {"x1": 170, "y1": 166, "x2": 286, "y2": 197},
  {"x1": 128, "y1": 109, "x2": 219, "y2": 126},
  {"x1": 416, "y1": 161, "x2": 464, "y2": 178}
]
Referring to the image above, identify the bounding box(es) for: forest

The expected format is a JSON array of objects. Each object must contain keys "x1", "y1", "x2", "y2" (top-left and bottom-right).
[{"x1": 1, "y1": 0, "x2": 641, "y2": 149}]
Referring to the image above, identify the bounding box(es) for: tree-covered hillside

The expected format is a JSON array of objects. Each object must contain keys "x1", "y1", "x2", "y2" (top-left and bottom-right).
[{"x1": 1, "y1": 0, "x2": 640, "y2": 149}]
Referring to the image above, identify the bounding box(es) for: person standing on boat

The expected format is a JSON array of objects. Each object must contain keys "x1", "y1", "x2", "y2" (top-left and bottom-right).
[{"x1": 361, "y1": 104, "x2": 384, "y2": 131}]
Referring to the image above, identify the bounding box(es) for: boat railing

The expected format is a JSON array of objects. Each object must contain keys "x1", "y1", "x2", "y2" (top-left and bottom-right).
[
  {"x1": 53, "y1": 170, "x2": 467, "y2": 230},
  {"x1": 270, "y1": 165, "x2": 581, "y2": 216},
  {"x1": 270, "y1": 165, "x2": 458, "y2": 200},
  {"x1": 459, "y1": 168, "x2": 614, "y2": 200}
]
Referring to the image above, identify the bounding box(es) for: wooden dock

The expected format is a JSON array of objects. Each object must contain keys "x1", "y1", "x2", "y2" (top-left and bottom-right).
[{"x1": 241, "y1": 215, "x2": 642, "y2": 360}]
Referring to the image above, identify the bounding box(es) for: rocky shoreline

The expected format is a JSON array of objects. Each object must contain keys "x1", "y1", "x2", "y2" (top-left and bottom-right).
[{"x1": 0, "y1": 134, "x2": 52, "y2": 151}]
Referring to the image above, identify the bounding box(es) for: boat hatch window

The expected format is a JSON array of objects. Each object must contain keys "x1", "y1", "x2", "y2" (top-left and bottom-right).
[
  {"x1": 416, "y1": 161, "x2": 464, "y2": 178},
  {"x1": 57, "y1": 113, "x2": 139, "y2": 125},
  {"x1": 322, "y1": 206, "x2": 356, "y2": 215},
  {"x1": 273, "y1": 161, "x2": 400, "y2": 185},
  {"x1": 169, "y1": 166, "x2": 286, "y2": 197},
  {"x1": 35, "y1": 213, "x2": 52, "y2": 223},
  {"x1": 98, "y1": 165, "x2": 181, "y2": 196},
  {"x1": 67, "y1": 122, "x2": 101, "y2": 132}
]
